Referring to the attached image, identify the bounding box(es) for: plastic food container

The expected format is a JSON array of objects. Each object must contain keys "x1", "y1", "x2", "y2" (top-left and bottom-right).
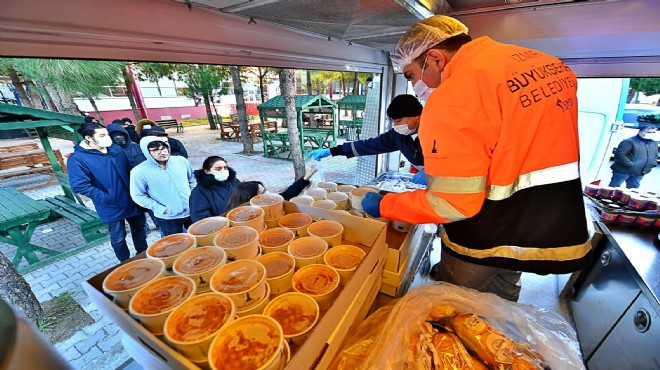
[
  {"x1": 213, "y1": 226, "x2": 259, "y2": 261},
  {"x1": 128, "y1": 276, "x2": 196, "y2": 335},
  {"x1": 210, "y1": 260, "x2": 268, "y2": 311},
  {"x1": 278, "y1": 213, "x2": 313, "y2": 237},
  {"x1": 291, "y1": 264, "x2": 340, "y2": 311},
  {"x1": 235, "y1": 282, "x2": 271, "y2": 317},
  {"x1": 227, "y1": 206, "x2": 265, "y2": 231},
  {"x1": 600, "y1": 212, "x2": 618, "y2": 223},
  {"x1": 307, "y1": 220, "x2": 344, "y2": 248},
  {"x1": 349, "y1": 187, "x2": 379, "y2": 212},
  {"x1": 316, "y1": 181, "x2": 338, "y2": 193},
  {"x1": 256, "y1": 252, "x2": 296, "y2": 294},
  {"x1": 584, "y1": 184, "x2": 600, "y2": 197},
  {"x1": 325, "y1": 192, "x2": 349, "y2": 210},
  {"x1": 263, "y1": 216, "x2": 282, "y2": 230},
  {"x1": 635, "y1": 216, "x2": 655, "y2": 228},
  {"x1": 627, "y1": 196, "x2": 648, "y2": 210},
  {"x1": 102, "y1": 258, "x2": 166, "y2": 309},
  {"x1": 288, "y1": 237, "x2": 328, "y2": 269},
  {"x1": 347, "y1": 209, "x2": 364, "y2": 218},
  {"x1": 208, "y1": 315, "x2": 285, "y2": 370},
  {"x1": 336, "y1": 184, "x2": 357, "y2": 194},
  {"x1": 323, "y1": 245, "x2": 366, "y2": 285},
  {"x1": 250, "y1": 194, "x2": 285, "y2": 220},
  {"x1": 304, "y1": 188, "x2": 327, "y2": 201},
  {"x1": 618, "y1": 214, "x2": 637, "y2": 224},
  {"x1": 163, "y1": 292, "x2": 235, "y2": 362},
  {"x1": 173, "y1": 246, "x2": 227, "y2": 293},
  {"x1": 146, "y1": 233, "x2": 197, "y2": 273},
  {"x1": 187, "y1": 217, "x2": 229, "y2": 246},
  {"x1": 596, "y1": 186, "x2": 614, "y2": 199},
  {"x1": 264, "y1": 292, "x2": 319, "y2": 345},
  {"x1": 312, "y1": 199, "x2": 337, "y2": 211},
  {"x1": 289, "y1": 195, "x2": 315, "y2": 206},
  {"x1": 258, "y1": 227, "x2": 295, "y2": 254}
]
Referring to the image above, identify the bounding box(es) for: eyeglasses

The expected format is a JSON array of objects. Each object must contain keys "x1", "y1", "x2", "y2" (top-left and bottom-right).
[{"x1": 149, "y1": 147, "x2": 169, "y2": 153}]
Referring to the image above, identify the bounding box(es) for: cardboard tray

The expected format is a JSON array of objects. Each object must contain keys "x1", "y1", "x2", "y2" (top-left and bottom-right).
[{"x1": 82, "y1": 201, "x2": 387, "y2": 370}]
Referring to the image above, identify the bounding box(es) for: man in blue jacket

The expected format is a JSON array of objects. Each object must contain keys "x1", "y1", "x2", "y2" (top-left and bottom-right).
[
  {"x1": 130, "y1": 136, "x2": 196, "y2": 236},
  {"x1": 308, "y1": 94, "x2": 426, "y2": 184},
  {"x1": 609, "y1": 124, "x2": 659, "y2": 188},
  {"x1": 106, "y1": 122, "x2": 146, "y2": 169},
  {"x1": 68, "y1": 122, "x2": 148, "y2": 262}
]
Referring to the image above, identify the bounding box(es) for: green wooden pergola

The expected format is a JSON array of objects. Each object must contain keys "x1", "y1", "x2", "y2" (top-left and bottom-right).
[
  {"x1": 337, "y1": 94, "x2": 366, "y2": 141},
  {"x1": 257, "y1": 95, "x2": 338, "y2": 159}
]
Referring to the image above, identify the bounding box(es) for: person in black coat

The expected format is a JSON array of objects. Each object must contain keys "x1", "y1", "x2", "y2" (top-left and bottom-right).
[
  {"x1": 225, "y1": 168, "x2": 317, "y2": 211},
  {"x1": 121, "y1": 117, "x2": 142, "y2": 144},
  {"x1": 189, "y1": 156, "x2": 241, "y2": 223},
  {"x1": 609, "y1": 124, "x2": 659, "y2": 188},
  {"x1": 148, "y1": 126, "x2": 189, "y2": 158},
  {"x1": 106, "y1": 123, "x2": 146, "y2": 169}
]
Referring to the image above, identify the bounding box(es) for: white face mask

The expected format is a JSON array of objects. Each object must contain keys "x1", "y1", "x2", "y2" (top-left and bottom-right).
[
  {"x1": 393, "y1": 124, "x2": 417, "y2": 136},
  {"x1": 96, "y1": 136, "x2": 113, "y2": 148},
  {"x1": 213, "y1": 171, "x2": 229, "y2": 182},
  {"x1": 412, "y1": 54, "x2": 434, "y2": 102}
]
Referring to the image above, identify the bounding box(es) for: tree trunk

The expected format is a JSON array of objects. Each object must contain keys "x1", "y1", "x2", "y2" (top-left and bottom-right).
[
  {"x1": 306, "y1": 70, "x2": 313, "y2": 95},
  {"x1": 353, "y1": 72, "x2": 359, "y2": 95},
  {"x1": 8, "y1": 67, "x2": 32, "y2": 108},
  {"x1": 122, "y1": 66, "x2": 142, "y2": 122},
  {"x1": 88, "y1": 97, "x2": 104, "y2": 124},
  {"x1": 204, "y1": 93, "x2": 217, "y2": 130},
  {"x1": 25, "y1": 81, "x2": 46, "y2": 110},
  {"x1": 230, "y1": 66, "x2": 254, "y2": 154},
  {"x1": 0, "y1": 252, "x2": 43, "y2": 325},
  {"x1": 43, "y1": 82, "x2": 80, "y2": 115},
  {"x1": 258, "y1": 68, "x2": 266, "y2": 103},
  {"x1": 279, "y1": 69, "x2": 305, "y2": 179}
]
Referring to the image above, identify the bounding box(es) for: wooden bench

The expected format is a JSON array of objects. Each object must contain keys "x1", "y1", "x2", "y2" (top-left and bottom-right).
[
  {"x1": 0, "y1": 146, "x2": 67, "y2": 187},
  {"x1": 219, "y1": 120, "x2": 237, "y2": 140},
  {"x1": 156, "y1": 119, "x2": 183, "y2": 133},
  {"x1": 0, "y1": 143, "x2": 39, "y2": 153},
  {"x1": 39, "y1": 195, "x2": 108, "y2": 245}
]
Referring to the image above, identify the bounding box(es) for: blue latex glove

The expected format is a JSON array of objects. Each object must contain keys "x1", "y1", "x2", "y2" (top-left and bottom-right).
[
  {"x1": 308, "y1": 148, "x2": 330, "y2": 161},
  {"x1": 411, "y1": 169, "x2": 426, "y2": 185},
  {"x1": 362, "y1": 192, "x2": 383, "y2": 218}
]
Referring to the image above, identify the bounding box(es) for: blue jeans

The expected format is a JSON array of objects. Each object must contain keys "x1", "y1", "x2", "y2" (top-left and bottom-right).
[
  {"x1": 155, "y1": 216, "x2": 191, "y2": 237},
  {"x1": 107, "y1": 214, "x2": 148, "y2": 262},
  {"x1": 609, "y1": 172, "x2": 644, "y2": 188}
]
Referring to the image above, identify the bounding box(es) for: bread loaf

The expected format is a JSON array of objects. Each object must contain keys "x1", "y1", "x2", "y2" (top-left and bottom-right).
[
  {"x1": 451, "y1": 314, "x2": 519, "y2": 368},
  {"x1": 431, "y1": 332, "x2": 473, "y2": 369}
]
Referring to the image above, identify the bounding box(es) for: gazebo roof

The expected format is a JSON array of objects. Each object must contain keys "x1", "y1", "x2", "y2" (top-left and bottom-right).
[
  {"x1": 337, "y1": 94, "x2": 366, "y2": 110},
  {"x1": 257, "y1": 94, "x2": 337, "y2": 112},
  {"x1": 0, "y1": 103, "x2": 84, "y2": 141}
]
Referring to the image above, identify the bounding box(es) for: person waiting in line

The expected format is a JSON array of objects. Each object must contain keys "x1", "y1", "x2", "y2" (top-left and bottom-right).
[
  {"x1": 609, "y1": 123, "x2": 658, "y2": 189},
  {"x1": 361, "y1": 15, "x2": 591, "y2": 302},
  {"x1": 225, "y1": 167, "x2": 318, "y2": 211},
  {"x1": 147, "y1": 126, "x2": 189, "y2": 158},
  {"x1": 308, "y1": 94, "x2": 426, "y2": 184},
  {"x1": 189, "y1": 156, "x2": 241, "y2": 223},
  {"x1": 121, "y1": 117, "x2": 141, "y2": 144},
  {"x1": 136, "y1": 118, "x2": 158, "y2": 140},
  {"x1": 130, "y1": 137, "x2": 196, "y2": 236},
  {"x1": 68, "y1": 122, "x2": 148, "y2": 262},
  {"x1": 106, "y1": 122, "x2": 146, "y2": 169}
]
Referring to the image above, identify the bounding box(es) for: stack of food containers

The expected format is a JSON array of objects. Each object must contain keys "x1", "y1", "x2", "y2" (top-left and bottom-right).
[{"x1": 584, "y1": 184, "x2": 660, "y2": 227}]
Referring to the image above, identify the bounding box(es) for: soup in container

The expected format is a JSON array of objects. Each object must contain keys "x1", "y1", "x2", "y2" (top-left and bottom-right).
[
  {"x1": 325, "y1": 191, "x2": 349, "y2": 210},
  {"x1": 316, "y1": 181, "x2": 337, "y2": 193},
  {"x1": 304, "y1": 188, "x2": 327, "y2": 201},
  {"x1": 102, "y1": 258, "x2": 166, "y2": 309},
  {"x1": 235, "y1": 282, "x2": 271, "y2": 317},
  {"x1": 278, "y1": 213, "x2": 313, "y2": 237},
  {"x1": 129, "y1": 276, "x2": 196, "y2": 335},
  {"x1": 210, "y1": 260, "x2": 268, "y2": 311},
  {"x1": 250, "y1": 194, "x2": 285, "y2": 220},
  {"x1": 312, "y1": 199, "x2": 337, "y2": 211},
  {"x1": 307, "y1": 220, "x2": 344, "y2": 248},
  {"x1": 292, "y1": 264, "x2": 340, "y2": 311},
  {"x1": 208, "y1": 315, "x2": 285, "y2": 370},
  {"x1": 323, "y1": 245, "x2": 366, "y2": 285},
  {"x1": 258, "y1": 227, "x2": 295, "y2": 254},
  {"x1": 290, "y1": 195, "x2": 314, "y2": 206},
  {"x1": 213, "y1": 226, "x2": 259, "y2": 261},
  {"x1": 227, "y1": 206, "x2": 265, "y2": 231},
  {"x1": 187, "y1": 217, "x2": 229, "y2": 246},
  {"x1": 288, "y1": 237, "x2": 328, "y2": 269},
  {"x1": 173, "y1": 246, "x2": 227, "y2": 293},
  {"x1": 349, "y1": 187, "x2": 379, "y2": 212},
  {"x1": 264, "y1": 292, "x2": 319, "y2": 345},
  {"x1": 146, "y1": 233, "x2": 197, "y2": 273},
  {"x1": 163, "y1": 292, "x2": 235, "y2": 362},
  {"x1": 256, "y1": 252, "x2": 296, "y2": 294}
]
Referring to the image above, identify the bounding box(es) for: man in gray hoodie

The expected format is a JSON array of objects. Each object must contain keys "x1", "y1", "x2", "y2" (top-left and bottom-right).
[{"x1": 130, "y1": 136, "x2": 196, "y2": 236}]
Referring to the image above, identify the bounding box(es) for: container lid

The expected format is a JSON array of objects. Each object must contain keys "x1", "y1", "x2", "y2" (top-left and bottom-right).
[
  {"x1": 292, "y1": 264, "x2": 339, "y2": 295},
  {"x1": 308, "y1": 220, "x2": 344, "y2": 238},
  {"x1": 148, "y1": 233, "x2": 196, "y2": 258},
  {"x1": 312, "y1": 200, "x2": 337, "y2": 210},
  {"x1": 288, "y1": 237, "x2": 327, "y2": 259},
  {"x1": 290, "y1": 196, "x2": 315, "y2": 206},
  {"x1": 258, "y1": 228, "x2": 295, "y2": 248},
  {"x1": 173, "y1": 247, "x2": 226, "y2": 275},
  {"x1": 257, "y1": 252, "x2": 295, "y2": 279},
  {"x1": 164, "y1": 293, "x2": 235, "y2": 343},
  {"x1": 350, "y1": 187, "x2": 378, "y2": 197},
  {"x1": 316, "y1": 181, "x2": 338, "y2": 189},
  {"x1": 130, "y1": 276, "x2": 196, "y2": 315},
  {"x1": 188, "y1": 217, "x2": 229, "y2": 236},
  {"x1": 325, "y1": 192, "x2": 348, "y2": 201},
  {"x1": 214, "y1": 226, "x2": 258, "y2": 249},
  {"x1": 336, "y1": 184, "x2": 357, "y2": 192},
  {"x1": 227, "y1": 206, "x2": 264, "y2": 222},
  {"x1": 278, "y1": 213, "x2": 313, "y2": 228},
  {"x1": 305, "y1": 188, "x2": 327, "y2": 197},
  {"x1": 264, "y1": 293, "x2": 319, "y2": 336},
  {"x1": 250, "y1": 194, "x2": 284, "y2": 207},
  {"x1": 209, "y1": 315, "x2": 283, "y2": 370},
  {"x1": 103, "y1": 258, "x2": 165, "y2": 292},
  {"x1": 211, "y1": 260, "x2": 265, "y2": 294},
  {"x1": 324, "y1": 245, "x2": 366, "y2": 270}
]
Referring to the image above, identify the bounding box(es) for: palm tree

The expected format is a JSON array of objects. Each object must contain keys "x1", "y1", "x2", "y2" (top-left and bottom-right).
[{"x1": 279, "y1": 69, "x2": 305, "y2": 179}]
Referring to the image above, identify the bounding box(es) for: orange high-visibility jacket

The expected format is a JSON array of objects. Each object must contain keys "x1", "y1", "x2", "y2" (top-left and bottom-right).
[{"x1": 381, "y1": 37, "x2": 591, "y2": 274}]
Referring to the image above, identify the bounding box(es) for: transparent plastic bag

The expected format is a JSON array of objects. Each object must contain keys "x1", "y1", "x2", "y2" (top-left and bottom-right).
[
  {"x1": 309, "y1": 159, "x2": 326, "y2": 183},
  {"x1": 331, "y1": 282, "x2": 585, "y2": 370}
]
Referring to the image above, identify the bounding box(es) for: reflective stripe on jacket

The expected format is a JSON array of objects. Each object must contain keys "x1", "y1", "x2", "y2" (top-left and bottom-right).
[{"x1": 380, "y1": 37, "x2": 591, "y2": 274}]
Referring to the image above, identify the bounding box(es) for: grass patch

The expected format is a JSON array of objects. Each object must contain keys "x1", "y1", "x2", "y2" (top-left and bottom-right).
[{"x1": 38, "y1": 291, "x2": 94, "y2": 343}]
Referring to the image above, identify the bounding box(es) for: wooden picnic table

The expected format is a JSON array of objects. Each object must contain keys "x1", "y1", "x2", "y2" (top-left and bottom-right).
[{"x1": 0, "y1": 187, "x2": 59, "y2": 266}]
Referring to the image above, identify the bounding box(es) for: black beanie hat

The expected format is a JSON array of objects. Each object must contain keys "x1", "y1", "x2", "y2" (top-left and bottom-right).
[{"x1": 386, "y1": 94, "x2": 423, "y2": 120}]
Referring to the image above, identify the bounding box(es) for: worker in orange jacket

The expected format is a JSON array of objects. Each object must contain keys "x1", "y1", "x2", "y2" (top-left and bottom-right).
[{"x1": 362, "y1": 15, "x2": 591, "y2": 301}]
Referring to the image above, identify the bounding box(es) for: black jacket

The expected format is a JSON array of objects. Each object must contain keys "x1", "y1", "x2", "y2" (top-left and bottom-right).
[
  {"x1": 189, "y1": 167, "x2": 240, "y2": 222},
  {"x1": 611, "y1": 135, "x2": 658, "y2": 175},
  {"x1": 106, "y1": 124, "x2": 147, "y2": 170},
  {"x1": 329, "y1": 129, "x2": 423, "y2": 166},
  {"x1": 279, "y1": 178, "x2": 311, "y2": 200},
  {"x1": 125, "y1": 125, "x2": 141, "y2": 144}
]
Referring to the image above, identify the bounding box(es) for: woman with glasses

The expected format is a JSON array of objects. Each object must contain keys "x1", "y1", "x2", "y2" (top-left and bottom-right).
[{"x1": 189, "y1": 156, "x2": 241, "y2": 223}]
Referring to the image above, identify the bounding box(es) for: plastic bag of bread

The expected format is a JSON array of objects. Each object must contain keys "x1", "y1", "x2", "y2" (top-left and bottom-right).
[{"x1": 331, "y1": 282, "x2": 584, "y2": 370}]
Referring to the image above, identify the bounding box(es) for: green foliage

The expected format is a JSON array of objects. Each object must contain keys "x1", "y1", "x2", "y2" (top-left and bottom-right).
[
  {"x1": 54, "y1": 291, "x2": 76, "y2": 312},
  {"x1": 38, "y1": 316, "x2": 55, "y2": 332},
  {"x1": 630, "y1": 78, "x2": 660, "y2": 96},
  {"x1": 135, "y1": 63, "x2": 229, "y2": 99}
]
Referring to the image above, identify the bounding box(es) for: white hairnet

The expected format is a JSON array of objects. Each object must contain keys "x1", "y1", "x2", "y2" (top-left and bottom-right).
[{"x1": 391, "y1": 15, "x2": 468, "y2": 72}]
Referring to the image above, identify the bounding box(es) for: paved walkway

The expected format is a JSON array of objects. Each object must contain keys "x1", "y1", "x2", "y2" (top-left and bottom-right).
[{"x1": 0, "y1": 125, "x2": 359, "y2": 369}]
